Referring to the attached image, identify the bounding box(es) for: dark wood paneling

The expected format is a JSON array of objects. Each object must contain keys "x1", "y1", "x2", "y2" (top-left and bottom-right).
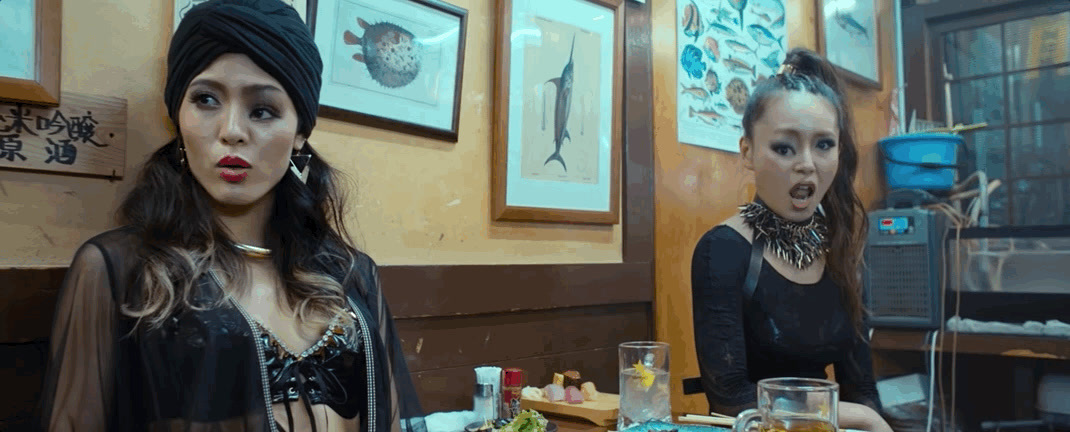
[
  {"x1": 0, "y1": 263, "x2": 653, "y2": 341},
  {"x1": 380, "y1": 262, "x2": 652, "y2": 318},
  {"x1": 0, "y1": 341, "x2": 48, "y2": 432},
  {"x1": 411, "y1": 347, "x2": 622, "y2": 413},
  {"x1": 397, "y1": 303, "x2": 650, "y2": 372},
  {"x1": 0, "y1": 267, "x2": 65, "y2": 343},
  {"x1": 622, "y1": 0, "x2": 654, "y2": 264}
]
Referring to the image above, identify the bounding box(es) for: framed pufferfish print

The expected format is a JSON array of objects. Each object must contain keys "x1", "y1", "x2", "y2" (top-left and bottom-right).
[{"x1": 311, "y1": 0, "x2": 468, "y2": 142}]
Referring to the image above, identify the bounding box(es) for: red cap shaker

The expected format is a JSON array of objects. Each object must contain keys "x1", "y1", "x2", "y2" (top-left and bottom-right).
[{"x1": 502, "y1": 368, "x2": 526, "y2": 418}]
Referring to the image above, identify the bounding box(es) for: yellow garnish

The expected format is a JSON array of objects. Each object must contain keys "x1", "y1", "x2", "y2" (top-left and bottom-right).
[{"x1": 633, "y1": 362, "x2": 655, "y2": 388}]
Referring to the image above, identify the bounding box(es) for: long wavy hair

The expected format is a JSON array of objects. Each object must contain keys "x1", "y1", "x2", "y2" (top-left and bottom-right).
[
  {"x1": 741, "y1": 47, "x2": 870, "y2": 337},
  {"x1": 118, "y1": 137, "x2": 361, "y2": 330}
]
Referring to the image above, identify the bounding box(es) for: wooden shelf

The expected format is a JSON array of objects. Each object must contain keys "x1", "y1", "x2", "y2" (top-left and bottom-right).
[{"x1": 871, "y1": 329, "x2": 1070, "y2": 360}]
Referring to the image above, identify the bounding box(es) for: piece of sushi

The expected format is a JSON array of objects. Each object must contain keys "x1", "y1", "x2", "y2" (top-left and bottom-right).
[
  {"x1": 564, "y1": 386, "x2": 584, "y2": 404},
  {"x1": 580, "y1": 381, "x2": 599, "y2": 401},
  {"x1": 520, "y1": 386, "x2": 544, "y2": 400},
  {"x1": 543, "y1": 384, "x2": 565, "y2": 402},
  {"x1": 562, "y1": 370, "x2": 581, "y2": 388}
]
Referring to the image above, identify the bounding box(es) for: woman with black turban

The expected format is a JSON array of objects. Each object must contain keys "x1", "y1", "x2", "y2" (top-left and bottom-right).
[{"x1": 39, "y1": 1, "x2": 426, "y2": 431}]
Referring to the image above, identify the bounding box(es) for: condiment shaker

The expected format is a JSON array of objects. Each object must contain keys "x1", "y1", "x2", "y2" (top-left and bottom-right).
[{"x1": 473, "y1": 383, "x2": 497, "y2": 423}]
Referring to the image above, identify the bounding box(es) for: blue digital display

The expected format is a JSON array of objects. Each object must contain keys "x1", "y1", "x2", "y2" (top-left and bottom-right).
[{"x1": 877, "y1": 216, "x2": 912, "y2": 234}]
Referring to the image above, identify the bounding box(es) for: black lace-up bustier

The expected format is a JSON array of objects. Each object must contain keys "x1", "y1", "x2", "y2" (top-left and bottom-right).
[{"x1": 255, "y1": 311, "x2": 367, "y2": 422}]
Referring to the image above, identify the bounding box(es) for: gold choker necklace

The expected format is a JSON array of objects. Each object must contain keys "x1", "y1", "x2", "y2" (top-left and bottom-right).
[{"x1": 235, "y1": 243, "x2": 272, "y2": 259}]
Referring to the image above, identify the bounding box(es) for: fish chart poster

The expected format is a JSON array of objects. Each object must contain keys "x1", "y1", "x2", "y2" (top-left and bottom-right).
[{"x1": 676, "y1": 0, "x2": 786, "y2": 153}]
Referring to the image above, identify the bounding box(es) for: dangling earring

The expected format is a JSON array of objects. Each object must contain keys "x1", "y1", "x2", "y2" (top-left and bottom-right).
[
  {"x1": 177, "y1": 141, "x2": 187, "y2": 170},
  {"x1": 290, "y1": 146, "x2": 311, "y2": 184}
]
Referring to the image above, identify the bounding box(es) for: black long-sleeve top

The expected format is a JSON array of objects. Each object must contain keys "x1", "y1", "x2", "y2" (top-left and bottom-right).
[{"x1": 690, "y1": 225, "x2": 882, "y2": 415}]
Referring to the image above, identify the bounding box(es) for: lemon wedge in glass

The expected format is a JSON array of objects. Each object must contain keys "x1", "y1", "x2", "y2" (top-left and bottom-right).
[{"x1": 633, "y1": 362, "x2": 655, "y2": 389}]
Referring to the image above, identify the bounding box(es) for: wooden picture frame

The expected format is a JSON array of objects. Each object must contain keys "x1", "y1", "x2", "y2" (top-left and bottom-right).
[
  {"x1": 311, "y1": 0, "x2": 468, "y2": 142},
  {"x1": 815, "y1": 0, "x2": 882, "y2": 89},
  {"x1": 174, "y1": 0, "x2": 314, "y2": 31},
  {"x1": 492, "y1": 0, "x2": 623, "y2": 224},
  {"x1": 0, "y1": 0, "x2": 61, "y2": 106}
]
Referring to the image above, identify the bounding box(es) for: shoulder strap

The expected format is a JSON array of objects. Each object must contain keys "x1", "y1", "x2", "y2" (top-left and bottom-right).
[{"x1": 743, "y1": 235, "x2": 765, "y2": 303}]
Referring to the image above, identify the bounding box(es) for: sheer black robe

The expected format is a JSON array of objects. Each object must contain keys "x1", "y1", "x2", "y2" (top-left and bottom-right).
[{"x1": 39, "y1": 227, "x2": 426, "y2": 432}]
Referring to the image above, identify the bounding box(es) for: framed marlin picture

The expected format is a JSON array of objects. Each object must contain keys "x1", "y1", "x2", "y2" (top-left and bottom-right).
[
  {"x1": 816, "y1": 0, "x2": 881, "y2": 89},
  {"x1": 492, "y1": 0, "x2": 623, "y2": 224},
  {"x1": 0, "y1": 0, "x2": 61, "y2": 106},
  {"x1": 311, "y1": 0, "x2": 468, "y2": 141}
]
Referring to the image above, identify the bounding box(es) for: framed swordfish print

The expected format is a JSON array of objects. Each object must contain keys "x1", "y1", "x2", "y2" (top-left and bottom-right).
[
  {"x1": 492, "y1": 0, "x2": 623, "y2": 224},
  {"x1": 816, "y1": 0, "x2": 881, "y2": 89}
]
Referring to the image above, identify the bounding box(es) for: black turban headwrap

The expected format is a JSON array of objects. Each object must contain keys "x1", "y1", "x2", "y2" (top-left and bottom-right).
[{"x1": 165, "y1": 0, "x2": 322, "y2": 137}]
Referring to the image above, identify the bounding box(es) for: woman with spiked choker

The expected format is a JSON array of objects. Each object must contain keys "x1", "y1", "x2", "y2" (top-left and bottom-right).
[{"x1": 690, "y1": 48, "x2": 892, "y2": 432}]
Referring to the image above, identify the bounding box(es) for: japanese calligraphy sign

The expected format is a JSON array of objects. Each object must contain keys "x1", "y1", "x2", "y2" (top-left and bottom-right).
[{"x1": 0, "y1": 92, "x2": 126, "y2": 178}]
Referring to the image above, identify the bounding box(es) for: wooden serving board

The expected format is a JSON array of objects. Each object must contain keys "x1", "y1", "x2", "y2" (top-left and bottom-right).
[{"x1": 520, "y1": 393, "x2": 619, "y2": 426}]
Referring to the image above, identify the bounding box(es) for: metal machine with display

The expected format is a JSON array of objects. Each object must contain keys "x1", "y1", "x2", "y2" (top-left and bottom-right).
[{"x1": 863, "y1": 207, "x2": 950, "y2": 329}]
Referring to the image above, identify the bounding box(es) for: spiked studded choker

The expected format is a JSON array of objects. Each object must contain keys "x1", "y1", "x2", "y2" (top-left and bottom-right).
[{"x1": 739, "y1": 198, "x2": 829, "y2": 270}]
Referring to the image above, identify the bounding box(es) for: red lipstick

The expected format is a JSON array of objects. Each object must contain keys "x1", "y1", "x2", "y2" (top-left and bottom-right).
[
  {"x1": 217, "y1": 155, "x2": 251, "y2": 183},
  {"x1": 217, "y1": 155, "x2": 252, "y2": 168}
]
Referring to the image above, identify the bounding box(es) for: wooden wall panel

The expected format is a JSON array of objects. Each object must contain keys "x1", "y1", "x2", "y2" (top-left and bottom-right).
[
  {"x1": 0, "y1": 341, "x2": 47, "y2": 431},
  {"x1": 381, "y1": 262, "x2": 652, "y2": 318},
  {"x1": 622, "y1": 0, "x2": 656, "y2": 263},
  {"x1": 0, "y1": 268, "x2": 65, "y2": 343},
  {"x1": 396, "y1": 303, "x2": 650, "y2": 372},
  {"x1": 397, "y1": 304, "x2": 652, "y2": 413}
]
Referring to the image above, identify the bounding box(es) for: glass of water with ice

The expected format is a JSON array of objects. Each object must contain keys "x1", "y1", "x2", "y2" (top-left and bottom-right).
[{"x1": 618, "y1": 341, "x2": 671, "y2": 430}]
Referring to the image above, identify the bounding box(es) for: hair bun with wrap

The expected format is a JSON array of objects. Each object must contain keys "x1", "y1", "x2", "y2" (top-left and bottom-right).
[{"x1": 779, "y1": 48, "x2": 846, "y2": 100}]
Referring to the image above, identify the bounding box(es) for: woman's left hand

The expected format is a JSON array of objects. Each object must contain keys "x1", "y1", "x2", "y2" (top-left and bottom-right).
[{"x1": 838, "y1": 401, "x2": 893, "y2": 432}]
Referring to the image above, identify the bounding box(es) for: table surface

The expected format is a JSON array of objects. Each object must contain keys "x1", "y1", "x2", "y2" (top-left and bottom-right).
[{"x1": 549, "y1": 413, "x2": 725, "y2": 432}]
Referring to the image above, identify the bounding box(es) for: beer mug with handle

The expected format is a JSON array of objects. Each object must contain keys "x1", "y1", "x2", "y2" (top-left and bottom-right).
[{"x1": 733, "y1": 378, "x2": 838, "y2": 432}]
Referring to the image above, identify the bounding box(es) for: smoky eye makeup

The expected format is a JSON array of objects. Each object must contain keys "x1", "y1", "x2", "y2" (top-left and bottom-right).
[
  {"x1": 771, "y1": 141, "x2": 795, "y2": 155},
  {"x1": 250, "y1": 98, "x2": 284, "y2": 119},
  {"x1": 188, "y1": 89, "x2": 221, "y2": 107}
]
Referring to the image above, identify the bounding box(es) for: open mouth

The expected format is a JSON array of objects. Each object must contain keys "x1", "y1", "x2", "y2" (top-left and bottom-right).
[{"x1": 789, "y1": 183, "x2": 815, "y2": 210}]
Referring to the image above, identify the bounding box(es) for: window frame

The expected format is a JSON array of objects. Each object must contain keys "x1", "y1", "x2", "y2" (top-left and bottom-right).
[{"x1": 903, "y1": 0, "x2": 1070, "y2": 226}]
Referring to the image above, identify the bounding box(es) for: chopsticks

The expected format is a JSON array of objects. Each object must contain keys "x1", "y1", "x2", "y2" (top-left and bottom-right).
[
  {"x1": 677, "y1": 413, "x2": 849, "y2": 432},
  {"x1": 677, "y1": 413, "x2": 734, "y2": 427}
]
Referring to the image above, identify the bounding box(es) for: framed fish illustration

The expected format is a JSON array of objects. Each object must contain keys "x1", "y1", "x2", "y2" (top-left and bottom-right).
[
  {"x1": 310, "y1": 0, "x2": 468, "y2": 141},
  {"x1": 816, "y1": 0, "x2": 882, "y2": 89},
  {"x1": 0, "y1": 0, "x2": 60, "y2": 106},
  {"x1": 675, "y1": 0, "x2": 787, "y2": 152},
  {"x1": 174, "y1": 0, "x2": 310, "y2": 34},
  {"x1": 492, "y1": 0, "x2": 623, "y2": 224}
]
